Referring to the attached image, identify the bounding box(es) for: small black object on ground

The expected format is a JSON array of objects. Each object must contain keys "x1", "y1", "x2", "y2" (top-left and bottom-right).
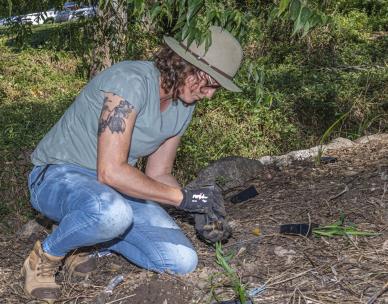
[
  {"x1": 320, "y1": 156, "x2": 338, "y2": 164},
  {"x1": 279, "y1": 223, "x2": 319, "y2": 236},
  {"x1": 230, "y1": 186, "x2": 258, "y2": 204}
]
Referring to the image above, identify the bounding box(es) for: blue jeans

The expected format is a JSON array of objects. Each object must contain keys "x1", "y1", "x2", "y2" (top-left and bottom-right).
[{"x1": 28, "y1": 164, "x2": 197, "y2": 274}]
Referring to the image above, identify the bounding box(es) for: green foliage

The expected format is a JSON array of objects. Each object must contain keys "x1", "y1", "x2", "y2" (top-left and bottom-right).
[
  {"x1": 315, "y1": 111, "x2": 350, "y2": 164},
  {"x1": 129, "y1": 0, "x2": 246, "y2": 48},
  {"x1": 312, "y1": 214, "x2": 381, "y2": 237},
  {"x1": 0, "y1": 39, "x2": 85, "y2": 225},
  {"x1": 4, "y1": 19, "x2": 33, "y2": 48},
  {"x1": 0, "y1": 43, "x2": 84, "y2": 149},
  {"x1": 213, "y1": 242, "x2": 247, "y2": 303},
  {"x1": 273, "y1": 0, "x2": 332, "y2": 37}
]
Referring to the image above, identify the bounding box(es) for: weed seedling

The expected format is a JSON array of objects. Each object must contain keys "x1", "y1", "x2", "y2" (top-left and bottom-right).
[
  {"x1": 312, "y1": 213, "x2": 380, "y2": 237},
  {"x1": 213, "y1": 242, "x2": 248, "y2": 303}
]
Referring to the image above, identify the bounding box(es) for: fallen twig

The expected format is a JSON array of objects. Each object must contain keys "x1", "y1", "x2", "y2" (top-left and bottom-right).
[
  {"x1": 328, "y1": 185, "x2": 349, "y2": 201},
  {"x1": 366, "y1": 281, "x2": 388, "y2": 304},
  {"x1": 105, "y1": 293, "x2": 136, "y2": 304}
]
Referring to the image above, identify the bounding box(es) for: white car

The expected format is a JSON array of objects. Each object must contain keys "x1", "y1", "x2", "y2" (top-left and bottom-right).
[
  {"x1": 71, "y1": 7, "x2": 96, "y2": 21},
  {"x1": 13, "y1": 9, "x2": 58, "y2": 25}
]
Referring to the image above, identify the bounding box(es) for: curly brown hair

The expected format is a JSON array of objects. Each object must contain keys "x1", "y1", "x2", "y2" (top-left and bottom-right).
[{"x1": 154, "y1": 45, "x2": 199, "y2": 100}]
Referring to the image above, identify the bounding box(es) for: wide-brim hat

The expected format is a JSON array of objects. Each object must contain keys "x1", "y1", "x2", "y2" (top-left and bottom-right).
[{"x1": 164, "y1": 26, "x2": 243, "y2": 92}]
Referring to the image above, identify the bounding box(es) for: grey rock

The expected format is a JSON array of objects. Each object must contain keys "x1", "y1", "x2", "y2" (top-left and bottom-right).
[
  {"x1": 17, "y1": 219, "x2": 45, "y2": 239},
  {"x1": 325, "y1": 137, "x2": 354, "y2": 150},
  {"x1": 187, "y1": 156, "x2": 264, "y2": 189},
  {"x1": 354, "y1": 133, "x2": 388, "y2": 144}
]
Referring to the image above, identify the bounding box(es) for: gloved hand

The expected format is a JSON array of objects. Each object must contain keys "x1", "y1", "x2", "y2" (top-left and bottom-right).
[
  {"x1": 194, "y1": 185, "x2": 232, "y2": 243},
  {"x1": 180, "y1": 184, "x2": 232, "y2": 243},
  {"x1": 179, "y1": 186, "x2": 215, "y2": 213}
]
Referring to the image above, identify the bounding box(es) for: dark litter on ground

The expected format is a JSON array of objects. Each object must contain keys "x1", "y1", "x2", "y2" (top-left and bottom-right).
[
  {"x1": 230, "y1": 186, "x2": 259, "y2": 204},
  {"x1": 279, "y1": 223, "x2": 319, "y2": 237},
  {"x1": 320, "y1": 156, "x2": 338, "y2": 164}
]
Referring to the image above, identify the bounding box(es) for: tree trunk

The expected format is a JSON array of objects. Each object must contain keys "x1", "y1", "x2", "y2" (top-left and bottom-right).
[{"x1": 89, "y1": 0, "x2": 128, "y2": 78}]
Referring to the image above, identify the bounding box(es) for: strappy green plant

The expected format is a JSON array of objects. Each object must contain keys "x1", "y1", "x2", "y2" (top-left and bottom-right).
[
  {"x1": 315, "y1": 111, "x2": 350, "y2": 165},
  {"x1": 312, "y1": 213, "x2": 380, "y2": 237},
  {"x1": 214, "y1": 242, "x2": 248, "y2": 303}
]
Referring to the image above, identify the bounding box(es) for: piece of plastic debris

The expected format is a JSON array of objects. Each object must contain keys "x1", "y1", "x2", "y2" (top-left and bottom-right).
[
  {"x1": 279, "y1": 223, "x2": 319, "y2": 236},
  {"x1": 230, "y1": 186, "x2": 259, "y2": 204},
  {"x1": 93, "y1": 275, "x2": 124, "y2": 304},
  {"x1": 251, "y1": 228, "x2": 261, "y2": 236},
  {"x1": 104, "y1": 275, "x2": 124, "y2": 294},
  {"x1": 96, "y1": 249, "x2": 112, "y2": 258},
  {"x1": 248, "y1": 284, "x2": 267, "y2": 297}
]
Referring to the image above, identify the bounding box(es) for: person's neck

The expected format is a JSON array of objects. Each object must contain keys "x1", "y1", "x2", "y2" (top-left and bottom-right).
[{"x1": 159, "y1": 80, "x2": 173, "y2": 112}]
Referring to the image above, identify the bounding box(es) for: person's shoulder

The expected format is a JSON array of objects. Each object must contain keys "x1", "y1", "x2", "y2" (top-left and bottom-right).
[{"x1": 108, "y1": 61, "x2": 157, "y2": 76}]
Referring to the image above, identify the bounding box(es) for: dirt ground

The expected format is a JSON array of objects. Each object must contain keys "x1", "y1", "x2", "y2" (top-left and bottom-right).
[{"x1": 0, "y1": 134, "x2": 387, "y2": 304}]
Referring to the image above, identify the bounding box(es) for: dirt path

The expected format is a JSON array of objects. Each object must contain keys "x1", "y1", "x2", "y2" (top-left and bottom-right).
[{"x1": 1, "y1": 134, "x2": 387, "y2": 303}]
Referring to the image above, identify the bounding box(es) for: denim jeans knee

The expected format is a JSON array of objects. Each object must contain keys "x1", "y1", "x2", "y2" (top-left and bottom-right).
[
  {"x1": 94, "y1": 192, "x2": 133, "y2": 239},
  {"x1": 169, "y1": 246, "x2": 198, "y2": 274}
]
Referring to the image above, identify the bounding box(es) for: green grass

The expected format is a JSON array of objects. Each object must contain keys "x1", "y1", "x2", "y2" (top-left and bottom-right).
[{"x1": 0, "y1": 38, "x2": 85, "y2": 227}]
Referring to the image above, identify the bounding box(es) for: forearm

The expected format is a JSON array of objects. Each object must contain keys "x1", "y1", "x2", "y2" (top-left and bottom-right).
[
  {"x1": 149, "y1": 173, "x2": 180, "y2": 188},
  {"x1": 98, "y1": 164, "x2": 183, "y2": 207}
]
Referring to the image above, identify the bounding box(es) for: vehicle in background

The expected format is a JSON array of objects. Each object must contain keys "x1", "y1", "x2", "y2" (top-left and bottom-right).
[
  {"x1": 0, "y1": 9, "x2": 58, "y2": 26},
  {"x1": 0, "y1": 18, "x2": 8, "y2": 26},
  {"x1": 0, "y1": 3, "x2": 94, "y2": 26},
  {"x1": 54, "y1": 10, "x2": 73, "y2": 23},
  {"x1": 64, "y1": 2, "x2": 80, "y2": 11},
  {"x1": 41, "y1": 9, "x2": 58, "y2": 23},
  {"x1": 71, "y1": 7, "x2": 96, "y2": 21},
  {"x1": 55, "y1": 6, "x2": 96, "y2": 23}
]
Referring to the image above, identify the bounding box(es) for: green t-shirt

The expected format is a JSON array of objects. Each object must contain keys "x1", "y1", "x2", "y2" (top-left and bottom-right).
[{"x1": 31, "y1": 61, "x2": 195, "y2": 169}]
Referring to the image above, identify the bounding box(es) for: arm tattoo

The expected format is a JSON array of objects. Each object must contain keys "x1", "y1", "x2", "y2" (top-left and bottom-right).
[{"x1": 98, "y1": 96, "x2": 135, "y2": 136}]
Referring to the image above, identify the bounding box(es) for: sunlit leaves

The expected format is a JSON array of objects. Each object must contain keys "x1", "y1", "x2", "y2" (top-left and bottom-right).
[
  {"x1": 278, "y1": 0, "x2": 291, "y2": 16},
  {"x1": 130, "y1": 0, "x2": 245, "y2": 50},
  {"x1": 275, "y1": 0, "x2": 332, "y2": 37}
]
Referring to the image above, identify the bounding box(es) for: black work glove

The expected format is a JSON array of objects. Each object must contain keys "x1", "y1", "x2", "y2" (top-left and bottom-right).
[
  {"x1": 181, "y1": 185, "x2": 232, "y2": 244},
  {"x1": 179, "y1": 186, "x2": 214, "y2": 213},
  {"x1": 194, "y1": 185, "x2": 232, "y2": 243}
]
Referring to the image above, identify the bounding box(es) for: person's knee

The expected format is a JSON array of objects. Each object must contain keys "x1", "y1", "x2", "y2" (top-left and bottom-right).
[
  {"x1": 170, "y1": 246, "x2": 198, "y2": 274},
  {"x1": 94, "y1": 193, "x2": 133, "y2": 238}
]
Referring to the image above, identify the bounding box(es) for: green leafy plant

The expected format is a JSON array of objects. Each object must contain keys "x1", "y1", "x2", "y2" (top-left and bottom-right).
[
  {"x1": 315, "y1": 110, "x2": 350, "y2": 164},
  {"x1": 274, "y1": 0, "x2": 332, "y2": 37},
  {"x1": 213, "y1": 242, "x2": 248, "y2": 303},
  {"x1": 312, "y1": 214, "x2": 380, "y2": 237}
]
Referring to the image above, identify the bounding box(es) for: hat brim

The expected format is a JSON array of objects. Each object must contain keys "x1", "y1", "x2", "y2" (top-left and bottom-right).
[{"x1": 164, "y1": 36, "x2": 242, "y2": 93}]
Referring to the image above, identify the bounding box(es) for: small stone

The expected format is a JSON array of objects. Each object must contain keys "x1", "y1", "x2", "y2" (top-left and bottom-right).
[
  {"x1": 383, "y1": 240, "x2": 388, "y2": 251},
  {"x1": 109, "y1": 263, "x2": 122, "y2": 272},
  {"x1": 243, "y1": 262, "x2": 256, "y2": 273},
  {"x1": 17, "y1": 220, "x2": 45, "y2": 239},
  {"x1": 274, "y1": 246, "x2": 297, "y2": 265}
]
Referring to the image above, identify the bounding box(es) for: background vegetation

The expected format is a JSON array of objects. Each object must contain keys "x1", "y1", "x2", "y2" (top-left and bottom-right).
[{"x1": 0, "y1": 0, "x2": 387, "y2": 228}]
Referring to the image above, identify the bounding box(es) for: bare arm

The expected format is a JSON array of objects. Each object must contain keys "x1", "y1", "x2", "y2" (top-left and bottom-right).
[
  {"x1": 97, "y1": 92, "x2": 183, "y2": 206},
  {"x1": 145, "y1": 135, "x2": 182, "y2": 188}
]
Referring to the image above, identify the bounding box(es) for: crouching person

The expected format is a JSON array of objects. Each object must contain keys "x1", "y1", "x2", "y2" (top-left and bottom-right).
[{"x1": 22, "y1": 26, "x2": 243, "y2": 302}]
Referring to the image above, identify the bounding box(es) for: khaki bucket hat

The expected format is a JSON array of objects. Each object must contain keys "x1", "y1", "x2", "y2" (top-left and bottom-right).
[{"x1": 164, "y1": 26, "x2": 243, "y2": 92}]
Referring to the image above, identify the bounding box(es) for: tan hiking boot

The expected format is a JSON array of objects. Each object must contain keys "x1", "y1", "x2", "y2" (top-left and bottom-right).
[
  {"x1": 21, "y1": 240, "x2": 63, "y2": 303},
  {"x1": 64, "y1": 251, "x2": 97, "y2": 277}
]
